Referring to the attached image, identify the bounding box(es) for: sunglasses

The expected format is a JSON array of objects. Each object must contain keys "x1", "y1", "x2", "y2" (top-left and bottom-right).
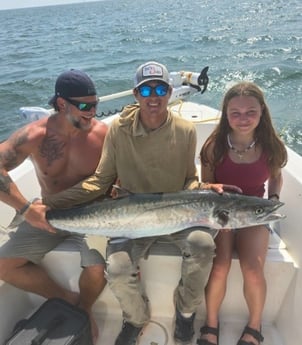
[
  {"x1": 137, "y1": 84, "x2": 169, "y2": 97},
  {"x1": 65, "y1": 98, "x2": 98, "y2": 111}
]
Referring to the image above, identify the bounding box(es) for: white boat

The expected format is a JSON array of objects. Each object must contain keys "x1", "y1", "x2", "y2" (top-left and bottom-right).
[{"x1": 0, "y1": 69, "x2": 301, "y2": 345}]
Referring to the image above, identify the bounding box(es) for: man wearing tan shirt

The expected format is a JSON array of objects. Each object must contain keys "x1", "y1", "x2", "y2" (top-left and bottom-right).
[{"x1": 44, "y1": 62, "x2": 239, "y2": 345}]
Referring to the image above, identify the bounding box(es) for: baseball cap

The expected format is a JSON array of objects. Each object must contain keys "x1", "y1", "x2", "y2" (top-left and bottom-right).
[
  {"x1": 48, "y1": 69, "x2": 96, "y2": 106},
  {"x1": 134, "y1": 61, "x2": 170, "y2": 88}
]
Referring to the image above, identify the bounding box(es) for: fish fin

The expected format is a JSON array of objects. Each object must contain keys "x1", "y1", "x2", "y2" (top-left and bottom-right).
[{"x1": 112, "y1": 185, "x2": 133, "y2": 199}]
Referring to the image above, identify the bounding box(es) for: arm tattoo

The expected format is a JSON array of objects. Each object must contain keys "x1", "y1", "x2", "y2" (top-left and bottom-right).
[
  {"x1": 0, "y1": 130, "x2": 28, "y2": 193},
  {"x1": 0, "y1": 130, "x2": 29, "y2": 171},
  {"x1": 0, "y1": 174, "x2": 12, "y2": 194},
  {"x1": 39, "y1": 134, "x2": 66, "y2": 166},
  {"x1": 13, "y1": 131, "x2": 28, "y2": 148},
  {"x1": 0, "y1": 150, "x2": 18, "y2": 171}
]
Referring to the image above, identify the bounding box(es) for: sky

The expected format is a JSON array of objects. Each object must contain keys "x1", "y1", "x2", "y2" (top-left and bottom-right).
[{"x1": 0, "y1": 0, "x2": 99, "y2": 11}]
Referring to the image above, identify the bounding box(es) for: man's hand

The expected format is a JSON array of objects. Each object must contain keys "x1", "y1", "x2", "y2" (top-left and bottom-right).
[
  {"x1": 201, "y1": 182, "x2": 242, "y2": 194},
  {"x1": 24, "y1": 199, "x2": 56, "y2": 233}
]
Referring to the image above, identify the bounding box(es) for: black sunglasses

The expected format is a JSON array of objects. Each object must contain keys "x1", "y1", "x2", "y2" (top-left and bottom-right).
[
  {"x1": 65, "y1": 98, "x2": 98, "y2": 111},
  {"x1": 137, "y1": 84, "x2": 169, "y2": 97}
]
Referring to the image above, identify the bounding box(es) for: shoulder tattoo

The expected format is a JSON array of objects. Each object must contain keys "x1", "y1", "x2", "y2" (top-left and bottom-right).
[
  {"x1": 13, "y1": 130, "x2": 28, "y2": 148},
  {"x1": 39, "y1": 134, "x2": 66, "y2": 166},
  {"x1": 0, "y1": 174, "x2": 12, "y2": 194}
]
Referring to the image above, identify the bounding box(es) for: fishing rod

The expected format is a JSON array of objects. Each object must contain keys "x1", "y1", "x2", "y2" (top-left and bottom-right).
[{"x1": 20, "y1": 67, "x2": 209, "y2": 121}]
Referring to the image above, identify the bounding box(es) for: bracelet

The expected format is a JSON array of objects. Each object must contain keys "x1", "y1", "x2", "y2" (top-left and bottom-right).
[
  {"x1": 268, "y1": 193, "x2": 279, "y2": 200},
  {"x1": 18, "y1": 201, "x2": 31, "y2": 215}
]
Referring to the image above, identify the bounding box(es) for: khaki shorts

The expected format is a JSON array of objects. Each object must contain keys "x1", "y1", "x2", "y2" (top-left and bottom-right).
[{"x1": 0, "y1": 221, "x2": 106, "y2": 266}]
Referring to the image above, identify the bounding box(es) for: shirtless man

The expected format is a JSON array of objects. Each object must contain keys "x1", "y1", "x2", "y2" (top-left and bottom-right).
[{"x1": 0, "y1": 69, "x2": 108, "y2": 344}]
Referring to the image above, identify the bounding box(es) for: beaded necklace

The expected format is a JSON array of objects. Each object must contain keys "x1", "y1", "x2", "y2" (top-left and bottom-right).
[{"x1": 227, "y1": 133, "x2": 256, "y2": 160}]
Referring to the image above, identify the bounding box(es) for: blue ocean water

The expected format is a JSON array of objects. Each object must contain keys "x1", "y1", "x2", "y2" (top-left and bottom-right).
[{"x1": 0, "y1": 0, "x2": 301, "y2": 154}]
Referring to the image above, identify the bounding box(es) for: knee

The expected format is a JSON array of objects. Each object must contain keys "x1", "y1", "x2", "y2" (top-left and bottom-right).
[
  {"x1": 106, "y1": 251, "x2": 134, "y2": 278},
  {"x1": 80, "y1": 264, "x2": 106, "y2": 289},
  {"x1": 84, "y1": 264, "x2": 105, "y2": 277},
  {"x1": 241, "y1": 264, "x2": 265, "y2": 285},
  {"x1": 210, "y1": 260, "x2": 231, "y2": 280},
  {"x1": 186, "y1": 230, "x2": 216, "y2": 259},
  {"x1": 182, "y1": 230, "x2": 216, "y2": 264}
]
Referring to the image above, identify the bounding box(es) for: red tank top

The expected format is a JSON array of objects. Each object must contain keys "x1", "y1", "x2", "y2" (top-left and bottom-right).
[{"x1": 214, "y1": 152, "x2": 270, "y2": 197}]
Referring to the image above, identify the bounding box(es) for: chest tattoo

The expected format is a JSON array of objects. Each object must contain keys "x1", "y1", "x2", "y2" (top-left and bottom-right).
[{"x1": 39, "y1": 135, "x2": 66, "y2": 166}]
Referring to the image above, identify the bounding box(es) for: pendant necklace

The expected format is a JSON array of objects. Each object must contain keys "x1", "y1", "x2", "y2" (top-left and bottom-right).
[{"x1": 227, "y1": 134, "x2": 256, "y2": 160}]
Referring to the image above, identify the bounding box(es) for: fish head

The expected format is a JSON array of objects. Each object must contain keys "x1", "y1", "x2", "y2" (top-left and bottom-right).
[{"x1": 211, "y1": 193, "x2": 285, "y2": 229}]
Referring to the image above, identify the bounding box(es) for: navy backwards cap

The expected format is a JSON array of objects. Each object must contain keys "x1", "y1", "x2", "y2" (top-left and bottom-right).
[
  {"x1": 48, "y1": 69, "x2": 96, "y2": 105},
  {"x1": 134, "y1": 61, "x2": 170, "y2": 88}
]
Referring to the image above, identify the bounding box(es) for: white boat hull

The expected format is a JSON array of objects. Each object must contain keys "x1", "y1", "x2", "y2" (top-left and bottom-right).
[{"x1": 0, "y1": 101, "x2": 301, "y2": 345}]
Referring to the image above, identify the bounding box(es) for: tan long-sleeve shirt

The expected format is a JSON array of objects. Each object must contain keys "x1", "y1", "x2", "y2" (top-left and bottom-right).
[{"x1": 44, "y1": 104, "x2": 199, "y2": 208}]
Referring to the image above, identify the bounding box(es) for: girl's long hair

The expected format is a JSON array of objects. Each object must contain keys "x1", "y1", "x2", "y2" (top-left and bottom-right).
[{"x1": 200, "y1": 82, "x2": 287, "y2": 177}]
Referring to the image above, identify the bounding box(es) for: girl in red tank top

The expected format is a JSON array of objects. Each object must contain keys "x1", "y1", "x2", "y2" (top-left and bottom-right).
[
  {"x1": 215, "y1": 151, "x2": 270, "y2": 197},
  {"x1": 197, "y1": 82, "x2": 287, "y2": 345}
]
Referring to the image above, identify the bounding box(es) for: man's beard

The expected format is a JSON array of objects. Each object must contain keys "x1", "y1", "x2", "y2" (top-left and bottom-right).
[{"x1": 66, "y1": 113, "x2": 91, "y2": 130}]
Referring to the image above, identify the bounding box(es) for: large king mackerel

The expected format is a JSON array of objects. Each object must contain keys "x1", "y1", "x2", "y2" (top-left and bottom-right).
[{"x1": 46, "y1": 190, "x2": 285, "y2": 239}]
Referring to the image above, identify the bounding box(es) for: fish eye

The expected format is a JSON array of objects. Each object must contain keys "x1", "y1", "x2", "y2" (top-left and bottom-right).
[{"x1": 255, "y1": 207, "x2": 264, "y2": 215}]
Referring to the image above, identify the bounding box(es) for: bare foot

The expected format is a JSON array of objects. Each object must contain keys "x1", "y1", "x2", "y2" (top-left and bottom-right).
[
  {"x1": 240, "y1": 333, "x2": 259, "y2": 345},
  {"x1": 198, "y1": 324, "x2": 219, "y2": 345},
  {"x1": 199, "y1": 333, "x2": 218, "y2": 344}
]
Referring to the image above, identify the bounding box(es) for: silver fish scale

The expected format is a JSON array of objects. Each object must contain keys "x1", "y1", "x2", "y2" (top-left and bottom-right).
[
  {"x1": 46, "y1": 190, "x2": 285, "y2": 239},
  {"x1": 49, "y1": 193, "x2": 213, "y2": 237}
]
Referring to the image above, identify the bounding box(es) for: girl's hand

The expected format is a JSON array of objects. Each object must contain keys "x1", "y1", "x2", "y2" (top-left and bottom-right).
[{"x1": 201, "y1": 183, "x2": 242, "y2": 194}]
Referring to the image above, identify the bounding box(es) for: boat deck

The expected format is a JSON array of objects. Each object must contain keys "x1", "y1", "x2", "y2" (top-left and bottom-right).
[
  {"x1": 91, "y1": 315, "x2": 284, "y2": 345},
  {"x1": 1, "y1": 102, "x2": 301, "y2": 344},
  {"x1": 0, "y1": 222, "x2": 295, "y2": 345},
  {"x1": 38, "y1": 232, "x2": 294, "y2": 345}
]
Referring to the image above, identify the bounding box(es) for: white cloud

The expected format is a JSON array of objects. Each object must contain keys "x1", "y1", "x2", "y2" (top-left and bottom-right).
[{"x1": 0, "y1": 0, "x2": 94, "y2": 11}]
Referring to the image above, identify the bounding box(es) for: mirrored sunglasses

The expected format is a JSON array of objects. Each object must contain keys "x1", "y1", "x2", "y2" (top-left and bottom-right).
[
  {"x1": 137, "y1": 84, "x2": 169, "y2": 97},
  {"x1": 65, "y1": 98, "x2": 98, "y2": 111}
]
